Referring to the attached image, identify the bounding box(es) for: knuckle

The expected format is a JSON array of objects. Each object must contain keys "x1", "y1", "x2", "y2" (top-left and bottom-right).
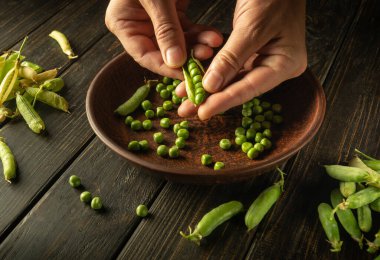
[
  {"x1": 216, "y1": 49, "x2": 242, "y2": 73},
  {"x1": 154, "y1": 20, "x2": 178, "y2": 42}
]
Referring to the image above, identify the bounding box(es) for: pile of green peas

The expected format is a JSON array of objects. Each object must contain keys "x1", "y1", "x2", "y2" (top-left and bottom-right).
[
  {"x1": 155, "y1": 77, "x2": 182, "y2": 104},
  {"x1": 68, "y1": 175, "x2": 103, "y2": 210}
]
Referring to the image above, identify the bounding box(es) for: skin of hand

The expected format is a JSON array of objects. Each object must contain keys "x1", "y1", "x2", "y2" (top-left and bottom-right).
[
  {"x1": 105, "y1": 0, "x2": 223, "y2": 81},
  {"x1": 176, "y1": 0, "x2": 307, "y2": 120}
]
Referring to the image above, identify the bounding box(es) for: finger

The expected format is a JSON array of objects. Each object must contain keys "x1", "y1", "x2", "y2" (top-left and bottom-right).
[
  {"x1": 175, "y1": 81, "x2": 187, "y2": 97},
  {"x1": 140, "y1": 0, "x2": 186, "y2": 68},
  {"x1": 177, "y1": 99, "x2": 198, "y2": 117},
  {"x1": 193, "y1": 44, "x2": 214, "y2": 60},
  {"x1": 198, "y1": 55, "x2": 295, "y2": 120},
  {"x1": 184, "y1": 29, "x2": 223, "y2": 48}
]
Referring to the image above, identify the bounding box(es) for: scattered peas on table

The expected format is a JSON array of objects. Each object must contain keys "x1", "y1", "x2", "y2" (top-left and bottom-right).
[
  {"x1": 136, "y1": 204, "x2": 149, "y2": 217},
  {"x1": 69, "y1": 175, "x2": 81, "y2": 188}
]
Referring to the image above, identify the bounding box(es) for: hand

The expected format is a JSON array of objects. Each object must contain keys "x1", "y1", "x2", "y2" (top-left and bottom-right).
[
  {"x1": 105, "y1": 0, "x2": 223, "y2": 80},
  {"x1": 176, "y1": 0, "x2": 307, "y2": 120}
]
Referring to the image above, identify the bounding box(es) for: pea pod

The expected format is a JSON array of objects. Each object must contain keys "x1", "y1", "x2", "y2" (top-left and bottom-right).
[
  {"x1": 355, "y1": 149, "x2": 380, "y2": 171},
  {"x1": 317, "y1": 203, "x2": 342, "y2": 252},
  {"x1": 40, "y1": 78, "x2": 64, "y2": 92},
  {"x1": 339, "y1": 182, "x2": 356, "y2": 197},
  {"x1": 25, "y1": 87, "x2": 69, "y2": 112},
  {"x1": 334, "y1": 186, "x2": 380, "y2": 211},
  {"x1": 0, "y1": 52, "x2": 24, "y2": 84},
  {"x1": 370, "y1": 198, "x2": 380, "y2": 212},
  {"x1": 0, "y1": 137, "x2": 16, "y2": 183},
  {"x1": 33, "y1": 68, "x2": 58, "y2": 83},
  {"x1": 245, "y1": 168, "x2": 285, "y2": 231},
  {"x1": 49, "y1": 30, "x2": 78, "y2": 59},
  {"x1": 180, "y1": 200, "x2": 243, "y2": 245},
  {"x1": 182, "y1": 68, "x2": 195, "y2": 103},
  {"x1": 324, "y1": 165, "x2": 380, "y2": 188},
  {"x1": 115, "y1": 80, "x2": 155, "y2": 116},
  {"x1": 357, "y1": 205, "x2": 372, "y2": 232},
  {"x1": 16, "y1": 92, "x2": 45, "y2": 134},
  {"x1": 18, "y1": 66, "x2": 37, "y2": 80},
  {"x1": 349, "y1": 156, "x2": 379, "y2": 176},
  {"x1": 330, "y1": 189, "x2": 363, "y2": 248},
  {"x1": 21, "y1": 61, "x2": 43, "y2": 73},
  {"x1": 367, "y1": 229, "x2": 380, "y2": 254}
]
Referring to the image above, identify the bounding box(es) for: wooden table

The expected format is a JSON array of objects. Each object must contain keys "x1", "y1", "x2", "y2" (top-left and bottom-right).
[{"x1": 0, "y1": 0, "x2": 379, "y2": 259}]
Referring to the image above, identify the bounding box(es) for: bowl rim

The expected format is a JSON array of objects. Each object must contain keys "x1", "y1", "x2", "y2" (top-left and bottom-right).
[{"x1": 86, "y1": 52, "x2": 326, "y2": 178}]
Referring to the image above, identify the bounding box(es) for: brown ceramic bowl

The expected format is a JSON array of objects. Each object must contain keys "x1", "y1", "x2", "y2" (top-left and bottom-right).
[{"x1": 86, "y1": 52, "x2": 326, "y2": 184}]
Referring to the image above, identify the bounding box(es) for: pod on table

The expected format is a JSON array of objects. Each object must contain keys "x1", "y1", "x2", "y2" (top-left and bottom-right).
[
  {"x1": 40, "y1": 78, "x2": 64, "y2": 92},
  {"x1": 18, "y1": 66, "x2": 37, "y2": 80},
  {"x1": 180, "y1": 200, "x2": 243, "y2": 245},
  {"x1": 20, "y1": 60, "x2": 43, "y2": 73},
  {"x1": 49, "y1": 30, "x2": 78, "y2": 59},
  {"x1": 245, "y1": 167, "x2": 285, "y2": 231},
  {"x1": 355, "y1": 149, "x2": 380, "y2": 171},
  {"x1": 115, "y1": 80, "x2": 155, "y2": 116},
  {"x1": 25, "y1": 87, "x2": 69, "y2": 112},
  {"x1": 330, "y1": 189, "x2": 363, "y2": 248},
  {"x1": 0, "y1": 137, "x2": 16, "y2": 183},
  {"x1": 324, "y1": 165, "x2": 380, "y2": 188},
  {"x1": 339, "y1": 182, "x2": 356, "y2": 197},
  {"x1": 367, "y1": 229, "x2": 380, "y2": 254},
  {"x1": 317, "y1": 203, "x2": 343, "y2": 252},
  {"x1": 33, "y1": 68, "x2": 58, "y2": 83},
  {"x1": 0, "y1": 52, "x2": 24, "y2": 84},
  {"x1": 333, "y1": 186, "x2": 380, "y2": 211},
  {"x1": 16, "y1": 92, "x2": 45, "y2": 134}
]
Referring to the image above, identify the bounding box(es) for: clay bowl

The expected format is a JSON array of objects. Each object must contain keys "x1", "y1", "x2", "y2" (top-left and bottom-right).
[{"x1": 86, "y1": 52, "x2": 326, "y2": 184}]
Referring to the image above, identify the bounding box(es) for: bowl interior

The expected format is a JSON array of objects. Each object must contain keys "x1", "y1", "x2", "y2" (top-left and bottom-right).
[{"x1": 86, "y1": 52, "x2": 325, "y2": 183}]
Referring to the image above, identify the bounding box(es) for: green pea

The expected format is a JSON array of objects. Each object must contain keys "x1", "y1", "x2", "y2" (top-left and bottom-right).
[
  {"x1": 187, "y1": 62, "x2": 197, "y2": 71},
  {"x1": 169, "y1": 146, "x2": 180, "y2": 158},
  {"x1": 253, "y1": 143, "x2": 264, "y2": 152},
  {"x1": 179, "y1": 121, "x2": 189, "y2": 129},
  {"x1": 242, "y1": 108, "x2": 252, "y2": 117},
  {"x1": 128, "y1": 141, "x2": 140, "y2": 151},
  {"x1": 262, "y1": 121, "x2": 271, "y2": 129},
  {"x1": 157, "y1": 145, "x2": 169, "y2": 157},
  {"x1": 261, "y1": 101, "x2": 271, "y2": 110},
  {"x1": 131, "y1": 120, "x2": 142, "y2": 131},
  {"x1": 181, "y1": 97, "x2": 188, "y2": 103},
  {"x1": 252, "y1": 105, "x2": 263, "y2": 115},
  {"x1": 153, "y1": 132, "x2": 164, "y2": 144},
  {"x1": 339, "y1": 182, "x2": 356, "y2": 198},
  {"x1": 272, "y1": 103, "x2": 282, "y2": 113},
  {"x1": 162, "y1": 76, "x2": 172, "y2": 84},
  {"x1": 214, "y1": 162, "x2": 225, "y2": 170},
  {"x1": 318, "y1": 203, "x2": 342, "y2": 252},
  {"x1": 69, "y1": 175, "x2": 81, "y2": 188},
  {"x1": 245, "y1": 129, "x2": 256, "y2": 140},
  {"x1": 195, "y1": 82, "x2": 203, "y2": 89},
  {"x1": 243, "y1": 102, "x2": 253, "y2": 109},
  {"x1": 190, "y1": 68, "x2": 201, "y2": 77},
  {"x1": 160, "y1": 89, "x2": 170, "y2": 99},
  {"x1": 172, "y1": 94, "x2": 181, "y2": 105},
  {"x1": 80, "y1": 191, "x2": 92, "y2": 203},
  {"x1": 260, "y1": 138, "x2": 272, "y2": 150},
  {"x1": 242, "y1": 117, "x2": 253, "y2": 128},
  {"x1": 273, "y1": 115, "x2": 283, "y2": 124},
  {"x1": 173, "y1": 123, "x2": 181, "y2": 134},
  {"x1": 255, "y1": 132, "x2": 264, "y2": 143},
  {"x1": 139, "y1": 140, "x2": 149, "y2": 151},
  {"x1": 247, "y1": 148, "x2": 260, "y2": 159},
  {"x1": 263, "y1": 129, "x2": 272, "y2": 138},
  {"x1": 166, "y1": 85, "x2": 175, "y2": 92},
  {"x1": 235, "y1": 135, "x2": 247, "y2": 146},
  {"x1": 192, "y1": 75, "x2": 202, "y2": 84},
  {"x1": 141, "y1": 100, "x2": 152, "y2": 111},
  {"x1": 358, "y1": 205, "x2": 372, "y2": 232},
  {"x1": 177, "y1": 128, "x2": 189, "y2": 139},
  {"x1": 235, "y1": 127, "x2": 246, "y2": 136},
  {"x1": 136, "y1": 204, "x2": 149, "y2": 217},
  {"x1": 252, "y1": 98, "x2": 260, "y2": 106},
  {"x1": 91, "y1": 197, "x2": 103, "y2": 210},
  {"x1": 175, "y1": 137, "x2": 186, "y2": 149},
  {"x1": 264, "y1": 110, "x2": 274, "y2": 121},
  {"x1": 254, "y1": 115, "x2": 265, "y2": 122},
  {"x1": 156, "y1": 83, "x2": 166, "y2": 93},
  {"x1": 195, "y1": 94, "x2": 205, "y2": 105},
  {"x1": 142, "y1": 120, "x2": 152, "y2": 130},
  {"x1": 195, "y1": 88, "x2": 205, "y2": 95},
  {"x1": 160, "y1": 118, "x2": 171, "y2": 128},
  {"x1": 124, "y1": 116, "x2": 134, "y2": 125},
  {"x1": 163, "y1": 100, "x2": 173, "y2": 110},
  {"x1": 201, "y1": 154, "x2": 212, "y2": 166},
  {"x1": 250, "y1": 122, "x2": 261, "y2": 131},
  {"x1": 156, "y1": 107, "x2": 165, "y2": 117},
  {"x1": 173, "y1": 79, "x2": 181, "y2": 87},
  {"x1": 219, "y1": 139, "x2": 231, "y2": 150},
  {"x1": 145, "y1": 109, "x2": 155, "y2": 119},
  {"x1": 241, "y1": 142, "x2": 253, "y2": 153}
]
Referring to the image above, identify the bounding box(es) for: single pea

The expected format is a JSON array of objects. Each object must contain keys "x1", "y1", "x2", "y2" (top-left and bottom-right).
[
  {"x1": 157, "y1": 145, "x2": 169, "y2": 157},
  {"x1": 175, "y1": 137, "x2": 186, "y2": 148},
  {"x1": 188, "y1": 62, "x2": 197, "y2": 71},
  {"x1": 69, "y1": 175, "x2": 81, "y2": 188},
  {"x1": 201, "y1": 154, "x2": 212, "y2": 166},
  {"x1": 261, "y1": 101, "x2": 271, "y2": 110},
  {"x1": 80, "y1": 191, "x2": 92, "y2": 203},
  {"x1": 253, "y1": 143, "x2": 265, "y2": 152},
  {"x1": 131, "y1": 120, "x2": 142, "y2": 131},
  {"x1": 252, "y1": 98, "x2": 261, "y2": 106},
  {"x1": 273, "y1": 115, "x2": 283, "y2": 124},
  {"x1": 156, "y1": 107, "x2": 165, "y2": 117},
  {"x1": 91, "y1": 197, "x2": 103, "y2": 210},
  {"x1": 128, "y1": 140, "x2": 141, "y2": 151},
  {"x1": 272, "y1": 103, "x2": 282, "y2": 113},
  {"x1": 255, "y1": 132, "x2": 264, "y2": 143},
  {"x1": 160, "y1": 89, "x2": 171, "y2": 99},
  {"x1": 190, "y1": 68, "x2": 201, "y2": 77},
  {"x1": 142, "y1": 119, "x2": 153, "y2": 130},
  {"x1": 235, "y1": 127, "x2": 246, "y2": 136},
  {"x1": 260, "y1": 138, "x2": 272, "y2": 149},
  {"x1": 145, "y1": 109, "x2": 155, "y2": 119},
  {"x1": 163, "y1": 100, "x2": 173, "y2": 111},
  {"x1": 243, "y1": 102, "x2": 253, "y2": 109},
  {"x1": 254, "y1": 115, "x2": 265, "y2": 122},
  {"x1": 195, "y1": 94, "x2": 205, "y2": 105},
  {"x1": 153, "y1": 132, "x2": 164, "y2": 144},
  {"x1": 162, "y1": 76, "x2": 172, "y2": 85},
  {"x1": 177, "y1": 128, "x2": 189, "y2": 139},
  {"x1": 173, "y1": 123, "x2": 181, "y2": 134},
  {"x1": 141, "y1": 100, "x2": 152, "y2": 111},
  {"x1": 160, "y1": 117, "x2": 171, "y2": 128},
  {"x1": 247, "y1": 148, "x2": 260, "y2": 159},
  {"x1": 264, "y1": 110, "x2": 274, "y2": 121},
  {"x1": 124, "y1": 115, "x2": 134, "y2": 126},
  {"x1": 242, "y1": 142, "x2": 253, "y2": 153},
  {"x1": 180, "y1": 120, "x2": 189, "y2": 129},
  {"x1": 195, "y1": 82, "x2": 203, "y2": 89},
  {"x1": 242, "y1": 117, "x2": 253, "y2": 128},
  {"x1": 181, "y1": 97, "x2": 188, "y2": 103},
  {"x1": 252, "y1": 105, "x2": 263, "y2": 115},
  {"x1": 136, "y1": 204, "x2": 149, "y2": 217},
  {"x1": 173, "y1": 79, "x2": 181, "y2": 87},
  {"x1": 169, "y1": 146, "x2": 180, "y2": 158},
  {"x1": 235, "y1": 135, "x2": 247, "y2": 146},
  {"x1": 166, "y1": 85, "x2": 175, "y2": 92},
  {"x1": 242, "y1": 108, "x2": 252, "y2": 117},
  {"x1": 156, "y1": 83, "x2": 166, "y2": 93},
  {"x1": 262, "y1": 121, "x2": 271, "y2": 129},
  {"x1": 192, "y1": 75, "x2": 202, "y2": 84},
  {"x1": 214, "y1": 162, "x2": 225, "y2": 170},
  {"x1": 263, "y1": 129, "x2": 272, "y2": 138},
  {"x1": 250, "y1": 122, "x2": 262, "y2": 131},
  {"x1": 195, "y1": 88, "x2": 206, "y2": 95},
  {"x1": 219, "y1": 139, "x2": 232, "y2": 150},
  {"x1": 139, "y1": 140, "x2": 149, "y2": 151},
  {"x1": 246, "y1": 129, "x2": 257, "y2": 140},
  {"x1": 172, "y1": 94, "x2": 181, "y2": 105}
]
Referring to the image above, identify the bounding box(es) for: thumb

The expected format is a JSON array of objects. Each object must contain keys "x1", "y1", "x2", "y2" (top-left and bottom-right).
[{"x1": 140, "y1": 0, "x2": 186, "y2": 68}]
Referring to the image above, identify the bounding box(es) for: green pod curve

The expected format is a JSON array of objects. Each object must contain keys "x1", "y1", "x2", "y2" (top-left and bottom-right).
[
  {"x1": 339, "y1": 182, "x2": 356, "y2": 197},
  {"x1": 349, "y1": 156, "x2": 379, "y2": 176},
  {"x1": 317, "y1": 203, "x2": 342, "y2": 252},
  {"x1": 370, "y1": 198, "x2": 380, "y2": 212},
  {"x1": 357, "y1": 204, "x2": 372, "y2": 232},
  {"x1": 324, "y1": 165, "x2": 369, "y2": 182},
  {"x1": 25, "y1": 87, "x2": 69, "y2": 112},
  {"x1": 368, "y1": 229, "x2": 380, "y2": 254},
  {"x1": 182, "y1": 68, "x2": 195, "y2": 103},
  {"x1": 20, "y1": 61, "x2": 43, "y2": 73},
  {"x1": 114, "y1": 81, "x2": 152, "y2": 116},
  {"x1": 363, "y1": 160, "x2": 380, "y2": 171},
  {"x1": 180, "y1": 200, "x2": 243, "y2": 245},
  {"x1": 330, "y1": 189, "x2": 363, "y2": 248},
  {"x1": 0, "y1": 137, "x2": 16, "y2": 183},
  {"x1": 340, "y1": 186, "x2": 380, "y2": 210},
  {"x1": 40, "y1": 78, "x2": 64, "y2": 92},
  {"x1": 16, "y1": 92, "x2": 45, "y2": 134}
]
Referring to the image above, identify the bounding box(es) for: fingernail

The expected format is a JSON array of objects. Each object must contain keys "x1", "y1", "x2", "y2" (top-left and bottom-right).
[
  {"x1": 203, "y1": 70, "x2": 223, "y2": 92},
  {"x1": 166, "y1": 46, "x2": 183, "y2": 67}
]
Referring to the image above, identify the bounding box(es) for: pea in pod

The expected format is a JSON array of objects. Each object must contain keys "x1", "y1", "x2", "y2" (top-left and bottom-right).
[
  {"x1": 355, "y1": 149, "x2": 380, "y2": 171},
  {"x1": 324, "y1": 165, "x2": 380, "y2": 188},
  {"x1": 367, "y1": 229, "x2": 380, "y2": 254},
  {"x1": 245, "y1": 167, "x2": 285, "y2": 231},
  {"x1": 25, "y1": 87, "x2": 69, "y2": 113},
  {"x1": 317, "y1": 203, "x2": 343, "y2": 252},
  {"x1": 115, "y1": 80, "x2": 155, "y2": 116},
  {"x1": 339, "y1": 182, "x2": 356, "y2": 198},
  {"x1": 0, "y1": 137, "x2": 16, "y2": 183},
  {"x1": 180, "y1": 200, "x2": 243, "y2": 245},
  {"x1": 330, "y1": 189, "x2": 363, "y2": 248},
  {"x1": 16, "y1": 92, "x2": 45, "y2": 134}
]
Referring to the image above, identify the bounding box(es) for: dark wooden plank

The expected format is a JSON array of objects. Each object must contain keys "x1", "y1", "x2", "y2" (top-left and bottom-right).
[
  {"x1": 245, "y1": 0, "x2": 380, "y2": 259},
  {"x1": 0, "y1": 0, "x2": 73, "y2": 50}
]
